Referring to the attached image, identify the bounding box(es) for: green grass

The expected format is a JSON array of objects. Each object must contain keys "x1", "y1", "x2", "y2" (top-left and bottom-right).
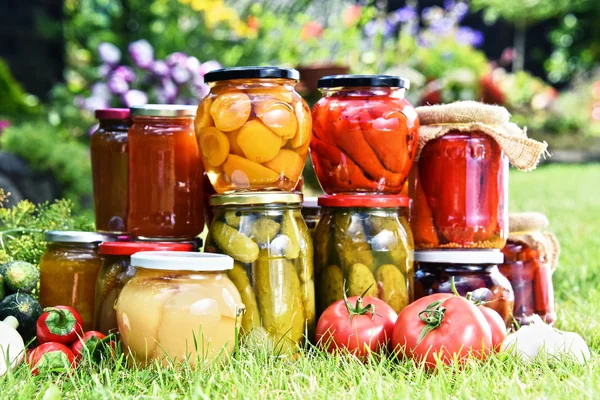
[{"x1": 2, "y1": 164, "x2": 600, "y2": 399}]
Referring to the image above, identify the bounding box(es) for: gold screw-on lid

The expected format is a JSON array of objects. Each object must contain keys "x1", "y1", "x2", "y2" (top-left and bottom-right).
[{"x1": 209, "y1": 192, "x2": 303, "y2": 206}]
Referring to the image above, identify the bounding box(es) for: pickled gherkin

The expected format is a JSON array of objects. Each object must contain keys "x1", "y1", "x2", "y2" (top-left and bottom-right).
[
  {"x1": 316, "y1": 264, "x2": 344, "y2": 313},
  {"x1": 227, "y1": 262, "x2": 261, "y2": 333},
  {"x1": 281, "y1": 212, "x2": 301, "y2": 259},
  {"x1": 375, "y1": 264, "x2": 409, "y2": 313},
  {"x1": 246, "y1": 217, "x2": 281, "y2": 245},
  {"x1": 301, "y1": 281, "x2": 316, "y2": 339},
  {"x1": 212, "y1": 221, "x2": 259, "y2": 263},
  {"x1": 347, "y1": 263, "x2": 378, "y2": 297},
  {"x1": 333, "y1": 213, "x2": 374, "y2": 270}
]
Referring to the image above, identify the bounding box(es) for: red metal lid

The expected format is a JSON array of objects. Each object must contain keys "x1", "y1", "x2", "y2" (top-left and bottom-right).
[
  {"x1": 318, "y1": 194, "x2": 409, "y2": 208},
  {"x1": 94, "y1": 108, "x2": 130, "y2": 120},
  {"x1": 98, "y1": 241, "x2": 193, "y2": 256}
]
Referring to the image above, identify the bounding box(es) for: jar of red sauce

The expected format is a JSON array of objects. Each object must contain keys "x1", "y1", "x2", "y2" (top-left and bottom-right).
[
  {"x1": 91, "y1": 108, "x2": 130, "y2": 233},
  {"x1": 310, "y1": 75, "x2": 419, "y2": 194},
  {"x1": 128, "y1": 105, "x2": 205, "y2": 240},
  {"x1": 410, "y1": 132, "x2": 508, "y2": 249}
]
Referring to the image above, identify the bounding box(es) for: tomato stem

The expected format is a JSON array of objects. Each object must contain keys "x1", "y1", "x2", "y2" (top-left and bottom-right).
[
  {"x1": 416, "y1": 300, "x2": 447, "y2": 346},
  {"x1": 342, "y1": 282, "x2": 378, "y2": 321}
]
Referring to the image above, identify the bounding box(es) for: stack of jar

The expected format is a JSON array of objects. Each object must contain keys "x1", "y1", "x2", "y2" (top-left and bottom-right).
[{"x1": 309, "y1": 75, "x2": 419, "y2": 317}]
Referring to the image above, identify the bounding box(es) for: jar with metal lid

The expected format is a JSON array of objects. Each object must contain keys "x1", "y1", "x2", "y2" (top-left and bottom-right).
[
  {"x1": 39, "y1": 231, "x2": 119, "y2": 330},
  {"x1": 301, "y1": 197, "x2": 321, "y2": 236},
  {"x1": 414, "y1": 250, "x2": 514, "y2": 327},
  {"x1": 499, "y1": 212, "x2": 559, "y2": 326},
  {"x1": 116, "y1": 252, "x2": 243, "y2": 366},
  {"x1": 91, "y1": 108, "x2": 130, "y2": 233},
  {"x1": 195, "y1": 67, "x2": 311, "y2": 193},
  {"x1": 128, "y1": 104, "x2": 205, "y2": 240},
  {"x1": 313, "y1": 195, "x2": 414, "y2": 316},
  {"x1": 204, "y1": 192, "x2": 314, "y2": 352},
  {"x1": 310, "y1": 75, "x2": 419, "y2": 194},
  {"x1": 94, "y1": 241, "x2": 194, "y2": 335}
]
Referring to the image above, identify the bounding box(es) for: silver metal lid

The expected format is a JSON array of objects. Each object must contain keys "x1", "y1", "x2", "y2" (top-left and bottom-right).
[
  {"x1": 130, "y1": 104, "x2": 197, "y2": 118},
  {"x1": 44, "y1": 231, "x2": 119, "y2": 244},
  {"x1": 414, "y1": 250, "x2": 504, "y2": 264},
  {"x1": 302, "y1": 197, "x2": 320, "y2": 209},
  {"x1": 131, "y1": 251, "x2": 233, "y2": 271}
]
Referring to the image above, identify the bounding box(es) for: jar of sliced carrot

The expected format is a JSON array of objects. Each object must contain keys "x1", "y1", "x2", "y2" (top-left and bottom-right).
[
  {"x1": 310, "y1": 75, "x2": 419, "y2": 194},
  {"x1": 195, "y1": 67, "x2": 311, "y2": 193}
]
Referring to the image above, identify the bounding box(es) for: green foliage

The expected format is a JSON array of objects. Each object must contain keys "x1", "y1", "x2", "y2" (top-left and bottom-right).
[
  {"x1": 471, "y1": 0, "x2": 580, "y2": 25},
  {"x1": 0, "y1": 59, "x2": 41, "y2": 120},
  {"x1": 0, "y1": 121, "x2": 92, "y2": 205}
]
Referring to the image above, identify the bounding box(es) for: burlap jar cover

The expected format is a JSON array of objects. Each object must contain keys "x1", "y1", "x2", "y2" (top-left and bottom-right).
[
  {"x1": 415, "y1": 101, "x2": 548, "y2": 171},
  {"x1": 508, "y1": 212, "x2": 561, "y2": 272}
]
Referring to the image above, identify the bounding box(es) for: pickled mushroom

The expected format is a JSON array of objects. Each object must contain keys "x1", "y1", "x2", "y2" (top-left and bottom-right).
[{"x1": 210, "y1": 92, "x2": 252, "y2": 132}]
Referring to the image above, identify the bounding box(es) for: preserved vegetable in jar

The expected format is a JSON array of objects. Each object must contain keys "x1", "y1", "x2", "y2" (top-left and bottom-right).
[
  {"x1": 204, "y1": 193, "x2": 314, "y2": 352},
  {"x1": 196, "y1": 67, "x2": 311, "y2": 193},
  {"x1": 311, "y1": 75, "x2": 419, "y2": 194},
  {"x1": 128, "y1": 105, "x2": 205, "y2": 239},
  {"x1": 414, "y1": 250, "x2": 514, "y2": 327},
  {"x1": 313, "y1": 195, "x2": 414, "y2": 316},
  {"x1": 94, "y1": 241, "x2": 193, "y2": 335},
  {"x1": 116, "y1": 252, "x2": 243, "y2": 366},
  {"x1": 499, "y1": 212, "x2": 559, "y2": 326},
  {"x1": 301, "y1": 197, "x2": 321, "y2": 236},
  {"x1": 91, "y1": 109, "x2": 130, "y2": 233},
  {"x1": 39, "y1": 231, "x2": 118, "y2": 330}
]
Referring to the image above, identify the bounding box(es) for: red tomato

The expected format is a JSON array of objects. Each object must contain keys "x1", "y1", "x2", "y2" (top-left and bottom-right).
[
  {"x1": 478, "y1": 306, "x2": 507, "y2": 351},
  {"x1": 36, "y1": 306, "x2": 84, "y2": 346},
  {"x1": 70, "y1": 331, "x2": 107, "y2": 360},
  {"x1": 392, "y1": 293, "x2": 492, "y2": 368},
  {"x1": 316, "y1": 296, "x2": 398, "y2": 358},
  {"x1": 27, "y1": 342, "x2": 76, "y2": 375}
]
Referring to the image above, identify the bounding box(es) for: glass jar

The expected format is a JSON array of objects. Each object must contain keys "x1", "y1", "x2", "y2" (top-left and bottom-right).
[
  {"x1": 414, "y1": 250, "x2": 514, "y2": 327},
  {"x1": 128, "y1": 105, "x2": 205, "y2": 240},
  {"x1": 313, "y1": 195, "x2": 414, "y2": 316},
  {"x1": 301, "y1": 197, "x2": 321, "y2": 236},
  {"x1": 39, "y1": 231, "x2": 117, "y2": 330},
  {"x1": 204, "y1": 193, "x2": 314, "y2": 352},
  {"x1": 116, "y1": 252, "x2": 242, "y2": 366},
  {"x1": 310, "y1": 75, "x2": 419, "y2": 194},
  {"x1": 94, "y1": 241, "x2": 194, "y2": 335},
  {"x1": 196, "y1": 67, "x2": 311, "y2": 193},
  {"x1": 410, "y1": 132, "x2": 508, "y2": 249},
  {"x1": 91, "y1": 109, "x2": 130, "y2": 233}
]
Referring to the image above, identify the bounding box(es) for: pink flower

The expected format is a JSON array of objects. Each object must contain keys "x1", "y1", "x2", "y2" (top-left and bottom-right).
[
  {"x1": 301, "y1": 21, "x2": 324, "y2": 41},
  {"x1": 343, "y1": 5, "x2": 362, "y2": 27}
]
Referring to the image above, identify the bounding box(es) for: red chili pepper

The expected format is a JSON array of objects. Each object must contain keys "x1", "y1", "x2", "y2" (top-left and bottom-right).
[
  {"x1": 410, "y1": 168, "x2": 439, "y2": 247},
  {"x1": 36, "y1": 306, "x2": 84, "y2": 346},
  {"x1": 473, "y1": 138, "x2": 504, "y2": 243},
  {"x1": 70, "y1": 331, "x2": 115, "y2": 361},
  {"x1": 534, "y1": 262, "x2": 555, "y2": 316},
  {"x1": 27, "y1": 342, "x2": 76, "y2": 375}
]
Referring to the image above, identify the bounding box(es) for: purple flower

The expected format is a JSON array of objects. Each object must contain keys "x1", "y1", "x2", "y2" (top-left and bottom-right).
[
  {"x1": 444, "y1": 0, "x2": 456, "y2": 10},
  {"x1": 113, "y1": 66, "x2": 136, "y2": 83},
  {"x1": 166, "y1": 52, "x2": 188, "y2": 67},
  {"x1": 98, "y1": 64, "x2": 112, "y2": 78},
  {"x1": 123, "y1": 90, "x2": 148, "y2": 107},
  {"x1": 83, "y1": 96, "x2": 110, "y2": 111},
  {"x1": 90, "y1": 83, "x2": 111, "y2": 100},
  {"x1": 0, "y1": 120, "x2": 11, "y2": 133},
  {"x1": 199, "y1": 61, "x2": 222, "y2": 75},
  {"x1": 192, "y1": 81, "x2": 210, "y2": 99},
  {"x1": 455, "y1": 27, "x2": 484, "y2": 47},
  {"x1": 186, "y1": 56, "x2": 202, "y2": 75},
  {"x1": 129, "y1": 39, "x2": 154, "y2": 69},
  {"x1": 151, "y1": 60, "x2": 169, "y2": 77},
  {"x1": 453, "y1": 2, "x2": 469, "y2": 21},
  {"x1": 363, "y1": 20, "x2": 378, "y2": 37},
  {"x1": 394, "y1": 6, "x2": 417, "y2": 23},
  {"x1": 98, "y1": 42, "x2": 121, "y2": 65},
  {"x1": 161, "y1": 78, "x2": 178, "y2": 102},
  {"x1": 383, "y1": 20, "x2": 396, "y2": 38},
  {"x1": 429, "y1": 17, "x2": 454, "y2": 35},
  {"x1": 422, "y1": 6, "x2": 443, "y2": 22},
  {"x1": 108, "y1": 75, "x2": 129, "y2": 95},
  {"x1": 171, "y1": 64, "x2": 191, "y2": 85}
]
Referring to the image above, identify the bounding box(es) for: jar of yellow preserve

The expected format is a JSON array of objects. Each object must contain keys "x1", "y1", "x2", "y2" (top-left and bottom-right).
[{"x1": 116, "y1": 252, "x2": 243, "y2": 366}]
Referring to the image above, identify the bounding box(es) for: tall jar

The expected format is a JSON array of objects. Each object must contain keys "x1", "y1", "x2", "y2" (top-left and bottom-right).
[
  {"x1": 91, "y1": 109, "x2": 130, "y2": 233},
  {"x1": 39, "y1": 231, "x2": 117, "y2": 330},
  {"x1": 313, "y1": 195, "x2": 414, "y2": 316},
  {"x1": 410, "y1": 132, "x2": 509, "y2": 249},
  {"x1": 310, "y1": 75, "x2": 419, "y2": 194},
  {"x1": 116, "y1": 252, "x2": 243, "y2": 366},
  {"x1": 204, "y1": 193, "x2": 314, "y2": 353},
  {"x1": 94, "y1": 241, "x2": 193, "y2": 335},
  {"x1": 128, "y1": 105, "x2": 205, "y2": 240},
  {"x1": 195, "y1": 67, "x2": 311, "y2": 193},
  {"x1": 414, "y1": 250, "x2": 514, "y2": 327}
]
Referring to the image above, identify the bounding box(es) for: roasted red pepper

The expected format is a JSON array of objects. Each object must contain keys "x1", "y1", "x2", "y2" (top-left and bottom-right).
[
  {"x1": 36, "y1": 306, "x2": 84, "y2": 346},
  {"x1": 410, "y1": 169, "x2": 439, "y2": 247},
  {"x1": 27, "y1": 342, "x2": 76, "y2": 375}
]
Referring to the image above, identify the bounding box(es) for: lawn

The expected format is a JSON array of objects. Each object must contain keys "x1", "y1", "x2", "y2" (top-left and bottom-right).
[{"x1": 1, "y1": 164, "x2": 599, "y2": 399}]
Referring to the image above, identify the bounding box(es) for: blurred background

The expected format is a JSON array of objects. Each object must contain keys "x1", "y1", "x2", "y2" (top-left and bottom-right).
[{"x1": 0, "y1": 0, "x2": 599, "y2": 212}]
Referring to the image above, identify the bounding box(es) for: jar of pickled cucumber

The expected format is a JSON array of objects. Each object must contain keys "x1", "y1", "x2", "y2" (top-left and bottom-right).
[
  {"x1": 313, "y1": 195, "x2": 414, "y2": 316},
  {"x1": 195, "y1": 67, "x2": 311, "y2": 193},
  {"x1": 94, "y1": 241, "x2": 194, "y2": 335},
  {"x1": 301, "y1": 197, "x2": 321, "y2": 236},
  {"x1": 204, "y1": 192, "x2": 314, "y2": 352},
  {"x1": 116, "y1": 252, "x2": 243, "y2": 366},
  {"x1": 414, "y1": 250, "x2": 514, "y2": 327}
]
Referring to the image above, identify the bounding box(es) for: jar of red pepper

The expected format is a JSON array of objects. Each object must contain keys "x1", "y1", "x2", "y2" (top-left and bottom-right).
[{"x1": 310, "y1": 75, "x2": 419, "y2": 194}]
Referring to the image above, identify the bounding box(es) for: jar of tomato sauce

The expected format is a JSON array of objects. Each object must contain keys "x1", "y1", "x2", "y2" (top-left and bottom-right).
[
  {"x1": 414, "y1": 250, "x2": 514, "y2": 327},
  {"x1": 128, "y1": 105, "x2": 205, "y2": 240},
  {"x1": 91, "y1": 108, "x2": 130, "y2": 233},
  {"x1": 39, "y1": 231, "x2": 118, "y2": 330},
  {"x1": 310, "y1": 75, "x2": 419, "y2": 194},
  {"x1": 195, "y1": 67, "x2": 311, "y2": 193}
]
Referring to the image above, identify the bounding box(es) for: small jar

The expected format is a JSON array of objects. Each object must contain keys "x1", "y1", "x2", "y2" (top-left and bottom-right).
[
  {"x1": 410, "y1": 132, "x2": 508, "y2": 249},
  {"x1": 91, "y1": 109, "x2": 130, "y2": 233},
  {"x1": 313, "y1": 195, "x2": 414, "y2": 316},
  {"x1": 196, "y1": 67, "x2": 311, "y2": 193},
  {"x1": 310, "y1": 75, "x2": 419, "y2": 194},
  {"x1": 94, "y1": 241, "x2": 194, "y2": 335},
  {"x1": 128, "y1": 104, "x2": 205, "y2": 240},
  {"x1": 39, "y1": 231, "x2": 118, "y2": 330},
  {"x1": 414, "y1": 250, "x2": 514, "y2": 327},
  {"x1": 204, "y1": 192, "x2": 314, "y2": 352},
  {"x1": 116, "y1": 252, "x2": 243, "y2": 366},
  {"x1": 301, "y1": 197, "x2": 321, "y2": 236}
]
